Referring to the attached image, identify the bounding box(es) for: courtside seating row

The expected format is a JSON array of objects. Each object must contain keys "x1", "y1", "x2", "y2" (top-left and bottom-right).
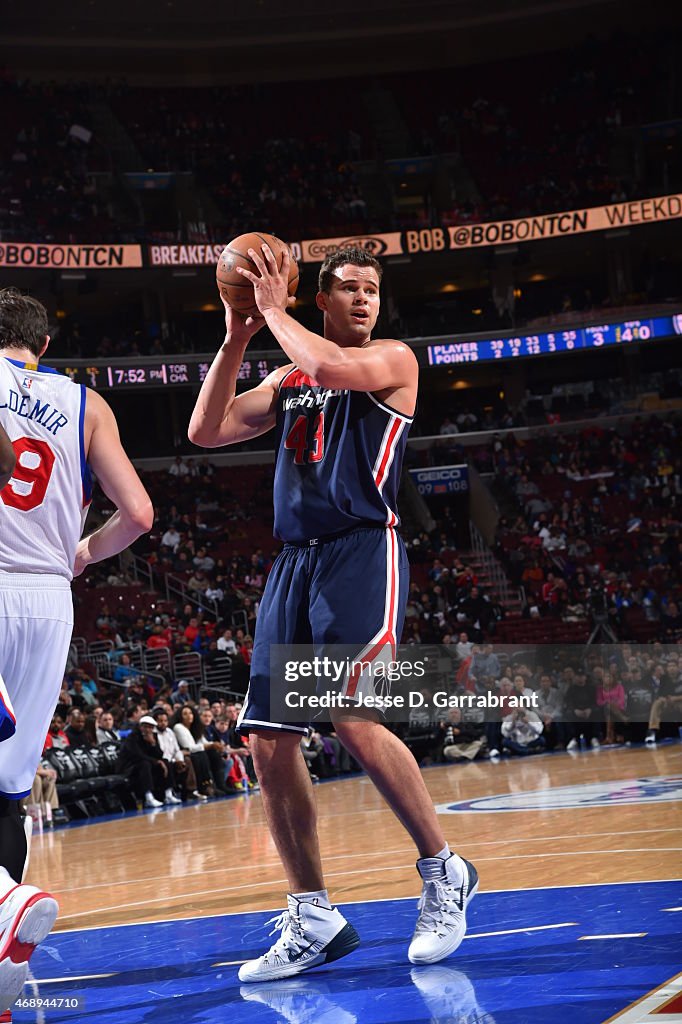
[{"x1": 42, "y1": 743, "x2": 137, "y2": 818}]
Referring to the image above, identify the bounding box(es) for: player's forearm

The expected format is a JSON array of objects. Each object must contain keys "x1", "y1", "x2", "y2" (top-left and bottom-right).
[
  {"x1": 188, "y1": 335, "x2": 249, "y2": 446},
  {"x1": 0, "y1": 426, "x2": 15, "y2": 489},
  {"x1": 80, "y1": 508, "x2": 152, "y2": 566},
  {"x1": 264, "y1": 308, "x2": 340, "y2": 380}
]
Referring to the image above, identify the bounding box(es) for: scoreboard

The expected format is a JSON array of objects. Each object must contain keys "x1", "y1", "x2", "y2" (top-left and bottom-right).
[{"x1": 427, "y1": 313, "x2": 682, "y2": 365}]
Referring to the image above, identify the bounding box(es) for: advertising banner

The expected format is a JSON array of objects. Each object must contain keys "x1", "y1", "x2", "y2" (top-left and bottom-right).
[
  {"x1": 299, "y1": 233, "x2": 404, "y2": 263},
  {"x1": 409, "y1": 465, "x2": 469, "y2": 496},
  {"x1": 0, "y1": 243, "x2": 143, "y2": 269},
  {"x1": 443, "y1": 193, "x2": 682, "y2": 251}
]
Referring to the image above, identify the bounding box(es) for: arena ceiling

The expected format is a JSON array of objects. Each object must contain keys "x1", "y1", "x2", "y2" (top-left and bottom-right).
[{"x1": 1, "y1": 0, "x2": 667, "y2": 83}]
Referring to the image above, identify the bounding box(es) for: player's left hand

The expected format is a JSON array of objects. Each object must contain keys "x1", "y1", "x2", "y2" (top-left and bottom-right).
[
  {"x1": 73, "y1": 538, "x2": 91, "y2": 577},
  {"x1": 237, "y1": 244, "x2": 296, "y2": 315}
]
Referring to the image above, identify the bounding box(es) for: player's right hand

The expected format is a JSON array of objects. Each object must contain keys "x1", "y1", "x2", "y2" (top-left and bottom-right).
[{"x1": 221, "y1": 295, "x2": 265, "y2": 341}]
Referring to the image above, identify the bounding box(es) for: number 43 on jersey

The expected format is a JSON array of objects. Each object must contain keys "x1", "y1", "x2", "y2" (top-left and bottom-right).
[{"x1": 284, "y1": 413, "x2": 325, "y2": 465}]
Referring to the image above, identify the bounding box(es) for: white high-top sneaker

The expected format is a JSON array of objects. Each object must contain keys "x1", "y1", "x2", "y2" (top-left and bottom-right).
[
  {"x1": 238, "y1": 895, "x2": 360, "y2": 983},
  {"x1": 408, "y1": 853, "x2": 479, "y2": 965},
  {"x1": 0, "y1": 880, "x2": 58, "y2": 1014}
]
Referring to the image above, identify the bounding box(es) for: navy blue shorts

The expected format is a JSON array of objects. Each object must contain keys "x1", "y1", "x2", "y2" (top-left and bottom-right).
[{"x1": 238, "y1": 526, "x2": 409, "y2": 735}]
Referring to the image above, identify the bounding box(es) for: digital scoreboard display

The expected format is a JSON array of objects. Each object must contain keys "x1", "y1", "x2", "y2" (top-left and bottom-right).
[
  {"x1": 427, "y1": 313, "x2": 682, "y2": 365},
  {"x1": 50, "y1": 357, "x2": 284, "y2": 390}
]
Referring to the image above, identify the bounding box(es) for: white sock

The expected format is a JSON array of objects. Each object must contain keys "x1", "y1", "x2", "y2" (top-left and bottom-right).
[
  {"x1": 293, "y1": 888, "x2": 331, "y2": 909},
  {"x1": 434, "y1": 843, "x2": 451, "y2": 860}
]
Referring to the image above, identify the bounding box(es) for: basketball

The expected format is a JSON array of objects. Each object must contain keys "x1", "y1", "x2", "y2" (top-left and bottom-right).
[{"x1": 216, "y1": 231, "x2": 299, "y2": 316}]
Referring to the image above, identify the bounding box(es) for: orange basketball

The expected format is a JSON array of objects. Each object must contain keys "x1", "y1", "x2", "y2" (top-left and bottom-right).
[{"x1": 216, "y1": 231, "x2": 299, "y2": 316}]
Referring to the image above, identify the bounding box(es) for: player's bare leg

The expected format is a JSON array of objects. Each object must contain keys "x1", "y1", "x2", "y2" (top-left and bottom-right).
[
  {"x1": 332, "y1": 711, "x2": 445, "y2": 855},
  {"x1": 332, "y1": 711, "x2": 479, "y2": 965},
  {"x1": 238, "y1": 731, "x2": 360, "y2": 983},
  {"x1": 249, "y1": 731, "x2": 324, "y2": 892}
]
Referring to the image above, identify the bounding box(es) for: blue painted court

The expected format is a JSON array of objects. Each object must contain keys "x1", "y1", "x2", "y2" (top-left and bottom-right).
[{"x1": 17, "y1": 879, "x2": 682, "y2": 1023}]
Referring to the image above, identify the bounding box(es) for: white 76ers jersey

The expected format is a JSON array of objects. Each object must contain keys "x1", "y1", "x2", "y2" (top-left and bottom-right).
[{"x1": 0, "y1": 357, "x2": 92, "y2": 580}]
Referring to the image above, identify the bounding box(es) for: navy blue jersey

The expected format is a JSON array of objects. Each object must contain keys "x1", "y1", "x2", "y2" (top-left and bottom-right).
[{"x1": 273, "y1": 367, "x2": 412, "y2": 543}]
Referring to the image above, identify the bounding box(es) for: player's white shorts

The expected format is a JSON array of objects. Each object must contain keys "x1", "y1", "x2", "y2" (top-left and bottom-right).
[{"x1": 0, "y1": 572, "x2": 73, "y2": 798}]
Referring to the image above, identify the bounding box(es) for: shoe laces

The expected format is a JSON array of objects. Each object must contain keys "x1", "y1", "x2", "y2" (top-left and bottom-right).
[
  {"x1": 415, "y1": 877, "x2": 462, "y2": 936},
  {"x1": 261, "y1": 907, "x2": 308, "y2": 964}
]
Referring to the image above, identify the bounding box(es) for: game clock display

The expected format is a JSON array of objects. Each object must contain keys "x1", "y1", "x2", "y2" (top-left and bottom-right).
[{"x1": 54, "y1": 357, "x2": 283, "y2": 390}]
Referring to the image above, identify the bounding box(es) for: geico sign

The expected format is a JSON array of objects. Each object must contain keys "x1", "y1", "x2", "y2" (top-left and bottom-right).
[{"x1": 416, "y1": 469, "x2": 466, "y2": 481}]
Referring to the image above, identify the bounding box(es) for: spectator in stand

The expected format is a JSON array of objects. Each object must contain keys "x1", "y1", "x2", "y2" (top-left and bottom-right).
[
  {"x1": 534, "y1": 673, "x2": 566, "y2": 750},
  {"x1": 55, "y1": 680, "x2": 73, "y2": 720},
  {"x1": 117, "y1": 716, "x2": 181, "y2": 808},
  {"x1": 439, "y1": 416, "x2": 459, "y2": 436},
  {"x1": 471, "y1": 643, "x2": 500, "y2": 682},
  {"x1": 455, "y1": 632, "x2": 473, "y2": 660},
  {"x1": 24, "y1": 763, "x2": 61, "y2": 829},
  {"x1": 44, "y1": 715, "x2": 70, "y2": 751},
  {"x1": 645, "y1": 660, "x2": 682, "y2": 745},
  {"x1": 193, "y1": 547, "x2": 215, "y2": 573},
  {"x1": 597, "y1": 664, "x2": 629, "y2": 745},
  {"x1": 217, "y1": 628, "x2": 238, "y2": 656},
  {"x1": 501, "y1": 709, "x2": 545, "y2": 756},
  {"x1": 121, "y1": 703, "x2": 145, "y2": 733},
  {"x1": 96, "y1": 711, "x2": 120, "y2": 744},
  {"x1": 69, "y1": 676, "x2": 98, "y2": 709},
  {"x1": 565, "y1": 670, "x2": 600, "y2": 750},
  {"x1": 153, "y1": 709, "x2": 200, "y2": 801},
  {"x1": 161, "y1": 525, "x2": 181, "y2": 551},
  {"x1": 171, "y1": 680, "x2": 192, "y2": 705},
  {"x1": 300, "y1": 732, "x2": 325, "y2": 782},
  {"x1": 441, "y1": 707, "x2": 487, "y2": 761},
  {"x1": 113, "y1": 653, "x2": 140, "y2": 686},
  {"x1": 487, "y1": 676, "x2": 515, "y2": 758},
  {"x1": 64, "y1": 709, "x2": 91, "y2": 749},
  {"x1": 145, "y1": 620, "x2": 171, "y2": 650},
  {"x1": 224, "y1": 705, "x2": 258, "y2": 784},
  {"x1": 172, "y1": 704, "x2": 226, "y2": 796},
  {"x1": 168, "y1": 456, "x2": 189, "y2": 477}
]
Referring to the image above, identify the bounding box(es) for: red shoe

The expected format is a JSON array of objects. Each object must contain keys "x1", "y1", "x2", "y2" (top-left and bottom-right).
[{"x1": 0, "y1": 884, "x2": 59, "y2": 1014}]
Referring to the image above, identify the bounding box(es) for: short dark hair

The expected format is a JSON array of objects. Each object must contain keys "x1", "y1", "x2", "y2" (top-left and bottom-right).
[
  {"x1": 0, "y1": 288, "x2": 48, "y2": 358},
  {"x1": 318, "y1": 247, "x2": 383, "y2": 294}
]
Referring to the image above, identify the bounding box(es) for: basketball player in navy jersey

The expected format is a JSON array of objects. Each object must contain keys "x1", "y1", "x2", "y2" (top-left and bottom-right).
[
  {"x1": 0, "y1": 288, "x2": 153, "y2": 1016},
  {"x1": 190, "y1": 246, "x2": 478, "y2": 981}
]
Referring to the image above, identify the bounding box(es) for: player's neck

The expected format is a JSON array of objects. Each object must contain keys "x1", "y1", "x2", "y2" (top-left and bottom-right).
[
  {"x1": 1, "y1": 346, "x2": 41, "y2": 365},
  {"x1": 323, "y1": 329, "x2": 372, "y2": 349}
]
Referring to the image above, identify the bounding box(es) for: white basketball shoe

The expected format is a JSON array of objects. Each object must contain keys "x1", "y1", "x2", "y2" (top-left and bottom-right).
[
  {"x1": 408, "y1": 853, "x2": 479, "y2": 965},
  {"x1": 238, "y1": 896, "x2": 360, "y2": 983},
  {"x1": 0, "y1": 882, "x2": 59, "y2": 1014}
]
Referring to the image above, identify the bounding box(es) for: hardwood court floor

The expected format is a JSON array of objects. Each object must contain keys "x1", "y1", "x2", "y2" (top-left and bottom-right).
[{"x1": 27, "y1": 744, "x2": 682, "y2": 933}]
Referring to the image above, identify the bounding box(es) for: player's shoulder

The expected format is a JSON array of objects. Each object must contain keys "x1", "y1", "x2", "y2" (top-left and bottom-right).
[
  {"x1": 369, "y1": 338, "x2": 418, "y2": 365},
  {"x1": 82, "y1": 386, "x2": 114, "y2": 424},
  {"x1": 271, "y1": 362, "x2": 296, "y2": 390}
]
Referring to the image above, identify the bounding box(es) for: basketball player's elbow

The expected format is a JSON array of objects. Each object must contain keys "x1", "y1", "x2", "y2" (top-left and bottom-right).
[
  {"x1": 126, "y1": 498, "x2": 154, "y2": 536},
  {"x1": 313, "y1": 351, "x2": 348, "y2": 389},
  {"x1": 188, "y1": 412, "x2": 227, "y2": 448}
]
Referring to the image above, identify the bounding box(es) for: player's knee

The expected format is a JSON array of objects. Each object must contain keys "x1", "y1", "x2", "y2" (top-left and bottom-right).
[
  {"x1": 250, "y1": 730, "x2": 302, "y2": 778},
  {"x1": 332, "y1": 715, "x2": 381, "y2": 755}
]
